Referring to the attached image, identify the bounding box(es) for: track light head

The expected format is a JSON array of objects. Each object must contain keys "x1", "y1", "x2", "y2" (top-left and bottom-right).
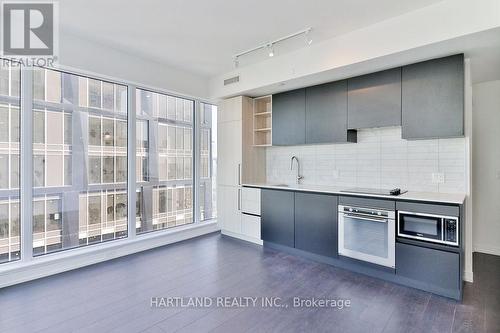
[
  {"x1": 268, "y1": 44, "x2": 274, "y2": 57},
  {"x1": 305, "y1": 30, "x2": 313, "y2": 45}
]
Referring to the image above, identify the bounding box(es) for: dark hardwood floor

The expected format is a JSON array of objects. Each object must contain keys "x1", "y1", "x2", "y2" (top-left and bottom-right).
[{"x1": 0, "y1": 233, "x2": 499, "y2": 333}]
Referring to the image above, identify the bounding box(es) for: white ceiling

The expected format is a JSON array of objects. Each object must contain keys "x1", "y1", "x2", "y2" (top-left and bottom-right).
[{"x1": 59, "y1": 0, "x2": 444, "y2": 78}]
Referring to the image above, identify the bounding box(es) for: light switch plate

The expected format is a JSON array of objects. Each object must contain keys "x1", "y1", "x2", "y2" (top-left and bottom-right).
[{"x1": 432, "y1": 173, "x2": 445, "y2": 184}]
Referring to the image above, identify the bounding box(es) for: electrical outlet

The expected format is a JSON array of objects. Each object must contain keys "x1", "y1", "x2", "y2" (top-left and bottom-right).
[
  {"x1": 432, "y1": 173, "x2": 445, "y2": 184},
  {"x1": 332, "y1": 169, "x2": 339, "y2": 179}
]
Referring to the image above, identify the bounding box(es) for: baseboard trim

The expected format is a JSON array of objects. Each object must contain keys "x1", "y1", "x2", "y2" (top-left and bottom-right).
[
  {"x1": 463, "y1": 270, "x2": 473, "y2": 282},
  {"x1": 0, "y1": 222, "x2": 220, "y2": 288},
  {"x1": 221, "y1": 230, "x2": 263, "y2": 245},
  {"x1": 474, "y1": 244, "x2": 500, "y2": 257}
]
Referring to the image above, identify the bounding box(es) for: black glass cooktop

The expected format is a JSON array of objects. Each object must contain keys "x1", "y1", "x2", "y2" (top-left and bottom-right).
[{"x1": 341, "y1": 187, "x2": 407, "y2": 196}]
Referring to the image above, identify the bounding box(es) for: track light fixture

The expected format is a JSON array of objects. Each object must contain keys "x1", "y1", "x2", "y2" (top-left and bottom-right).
[{"x1": 233, "y1": 27, "x2": 312, "y2": 66}]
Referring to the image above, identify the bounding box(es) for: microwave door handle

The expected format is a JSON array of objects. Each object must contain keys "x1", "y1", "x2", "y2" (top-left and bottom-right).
[{"x1": 343, "y1": 214, "x2": 388, "y2": 223}]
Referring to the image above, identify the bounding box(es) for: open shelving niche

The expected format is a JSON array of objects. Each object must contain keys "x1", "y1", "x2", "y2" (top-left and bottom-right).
[{"x1": 253, "y1": 95, "x2": 272, "y2": 147}]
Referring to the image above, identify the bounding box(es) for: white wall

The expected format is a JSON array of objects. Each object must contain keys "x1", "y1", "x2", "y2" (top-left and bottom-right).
[
  {"x1": 58, "y1": 32, "x2": 209, "y2": 100},
  {"x1": 472, "y1": 80, "x2": 500, "y2": 256},
  {"x1": 266, "y1": 127, "x2": 467, "y2": 194}
]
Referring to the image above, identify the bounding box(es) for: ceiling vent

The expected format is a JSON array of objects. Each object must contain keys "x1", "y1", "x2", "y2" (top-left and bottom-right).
[{"x1": 224, "y1": 76, "x2": 239, "y2": 86}]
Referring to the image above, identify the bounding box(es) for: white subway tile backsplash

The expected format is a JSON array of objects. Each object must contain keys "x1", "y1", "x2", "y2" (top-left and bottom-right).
[{"x1": 265, "y1": 127, "x2": 466, "y2": 193}]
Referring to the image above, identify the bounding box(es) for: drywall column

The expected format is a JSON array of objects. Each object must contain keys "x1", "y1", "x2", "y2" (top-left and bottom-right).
[
  {"x1": 472, "y1": 80, "x2": 500, "y2": 256},
  {"x1": 464, "y1": 59, "x2": 473, "y2": 282}
]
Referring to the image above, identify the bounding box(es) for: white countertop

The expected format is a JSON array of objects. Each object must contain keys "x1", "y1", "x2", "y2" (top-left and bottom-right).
[{"x1": 242, "y1": 183, "x2": 466, "y2": 205}]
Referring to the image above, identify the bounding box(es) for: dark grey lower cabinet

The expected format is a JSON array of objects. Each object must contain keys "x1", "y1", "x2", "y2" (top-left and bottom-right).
[
  {"x1": 261, "y1": 189, "x2": 295, "y2": 247},
  {"x1": 295, "y1": 193, "x2": 338, "y2": 257},
  {"x1": 396, "y1": 242, "x2": 460, "y2": 293}
]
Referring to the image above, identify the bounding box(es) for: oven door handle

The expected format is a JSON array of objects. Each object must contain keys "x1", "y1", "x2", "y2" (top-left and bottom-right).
[{"x1": 343, "y1": 213, "x2": 389, "y2": 223}]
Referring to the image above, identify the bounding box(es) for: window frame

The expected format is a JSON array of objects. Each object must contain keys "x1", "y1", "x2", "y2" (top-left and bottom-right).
[
  {"x1": 0, "y1": 60, "x2": 22, "y2": 264},
  {"x1": 198, "y1": 102, "x2": 217, "y2": 221}
]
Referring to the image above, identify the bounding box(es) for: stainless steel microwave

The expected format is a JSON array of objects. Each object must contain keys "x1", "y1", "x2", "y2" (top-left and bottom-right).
[{"x1": 397, "y1": 211, "x2": 459, "y2": 246}]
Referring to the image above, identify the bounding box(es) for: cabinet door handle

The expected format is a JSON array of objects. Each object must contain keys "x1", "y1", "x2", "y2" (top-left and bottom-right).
[
  {"x1": 238, "y1": 189, "x2": 241, "y2": 211},
  {"x1": 238, "y1": 164, "x2": 241, "y2": 185}
]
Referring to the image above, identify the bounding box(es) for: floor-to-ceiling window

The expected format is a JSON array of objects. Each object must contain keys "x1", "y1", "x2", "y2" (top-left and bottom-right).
[
  {"x1": 32, "y1": 67, "x2": 128, "y2": 255},
  {"x1": 199, "y1": 103, "x2": 217, "y2": 221},
  {"x1": 0, "y1": 64, "x2": 216, "y2": 266},
  {"x1": 0, "y1": 60, "x2": 20, "y2": 263},
  {"x1": 135, "y1": 88, "x2": 194, "y2": 234}
]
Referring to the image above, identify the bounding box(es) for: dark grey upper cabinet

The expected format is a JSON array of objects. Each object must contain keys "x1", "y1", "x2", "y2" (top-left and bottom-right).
[
  {"x1": 347, "y1": 68, "x2": 402, "y2": 129},
  {"x1": 305, "y1": 81, "x2": 356, "y2": 144},
  {"x1": 295, "y1": 192, "x2": 338, "y2": 257},
  {"x1": 402, "y1": 54, "x2": 464, "y2": 139},
  {"x1": 272, "y1": 89, "x2": 305, "y2": 146},
  {"x1": 261, "y1": 189, "x2": 295, "y2": 247}
]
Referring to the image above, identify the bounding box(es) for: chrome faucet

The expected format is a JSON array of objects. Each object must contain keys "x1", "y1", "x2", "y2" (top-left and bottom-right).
[{"x1": 290, "y1": 156, "x2": 303, "y2": 184}]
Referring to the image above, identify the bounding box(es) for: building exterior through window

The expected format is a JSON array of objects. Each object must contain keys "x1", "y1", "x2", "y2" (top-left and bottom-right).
[
  {"x1": 135, "y1": 89, "x2": 194, "y2": 234},
  {"x1": 32, "y1": 67, "x2": 129, "y2": 255}
]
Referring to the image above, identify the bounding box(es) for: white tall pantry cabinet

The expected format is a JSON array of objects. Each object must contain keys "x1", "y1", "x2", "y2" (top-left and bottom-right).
[{"x1": 217, "y1": 96, "x2": 266, "y2": 244}]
